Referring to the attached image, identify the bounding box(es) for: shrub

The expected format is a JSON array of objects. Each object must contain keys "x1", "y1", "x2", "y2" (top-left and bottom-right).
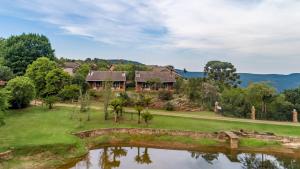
[
  {"x1": 0, "y1": 112, "x2": 5, "y2": 127},
  {"x1": 158, "y1": 91, "x2": 173, "y2": 101},
  {"x1": 5, "y1": 76, "x2": 35, "y2": 109},
  {"x1": 142, "y1": 111, "x2": 153, "y2": 124},
  {"x1": 43, "y1": 96, "x2": 59, "y2": 109},
  {"x1": 164, "y1": 102, "x2": 175, "y2": 111},
  {"x1": 59, "y1": 84, "x2": 80, "y2": 101},
  {"x1": 119, "y1": 92, "x2": 131, "y2": 106}
]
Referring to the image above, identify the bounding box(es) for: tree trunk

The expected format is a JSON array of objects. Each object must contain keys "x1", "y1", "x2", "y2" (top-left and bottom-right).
[
  {"x1": 114, "y1": 112, "x2": 117, "y2": 123},
  {"x1": 138, "y1": 112, "x2": 141, "y2": 124}
]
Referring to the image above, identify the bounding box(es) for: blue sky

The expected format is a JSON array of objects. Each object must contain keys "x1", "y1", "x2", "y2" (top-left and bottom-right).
[{"x1": 0, "y1": 0, "x2": 300, "y2": 74}]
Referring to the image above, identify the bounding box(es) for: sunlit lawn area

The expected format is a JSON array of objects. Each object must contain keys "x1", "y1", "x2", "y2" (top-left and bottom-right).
[{"x1": 1, "y1": 105, "x2": 300, "y2": 153}]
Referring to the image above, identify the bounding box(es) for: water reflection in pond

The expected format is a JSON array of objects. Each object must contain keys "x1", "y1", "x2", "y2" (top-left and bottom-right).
[{"x1": 68, "y1": 146, "x2": 300, "y2": 169}]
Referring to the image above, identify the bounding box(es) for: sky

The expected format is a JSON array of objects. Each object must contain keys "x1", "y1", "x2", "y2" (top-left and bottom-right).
[{"x1": 0, "y1": 0, "x2": 300, "y2": 74}]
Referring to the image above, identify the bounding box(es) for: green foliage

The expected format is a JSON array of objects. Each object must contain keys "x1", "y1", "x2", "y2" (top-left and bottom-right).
[
  {"x1": 114, "y1": 64, "x2": 148, "y2": 81},
  {"x1": 5, "y1": 76, "x2": 35, "y2": 108},
  {"x1": 59, "y1": 85, "x2": 80, "y2": 101},
  {"x1": 43, "y1": 96, "x2": 59, "y2": 109},
  {"x1": 174, "y1": 78, "x2": 185, "y2": 94},
  {"x1": 268, "y1": 94, "x2": 294, "y2": 121},
  {"x1": 110, "y1": 98, "x2": 124, "y2": 122},
  {"x1": 186, "y1": 79, "x2": 219, "y2": 108},
  {"x1": 0, "y1": 65, "x2": 14, "y2": 81},
  {"x1": 75, "y1": 63, "x2": 90, "y2": 77},
  {"x1": 247, "y1": 82, "x2": 277, "y2": 119},
  {"x1": 221, "y1": 88, "x2": 250, "y2": 117},
  {"x1": 45, "y1": 68, "x2": 71, "y2": 96},
  {"x1": 118, "y1": 92, "x2": 131, "y2": 106},
  {"x1": 164, "y1": 102, "x2": 175, "y2": 111},
  {"x1": 158, "y1": 90, "x2": 173, "y2": 101},
  {"x1": 0, "y1": 89, "x2": 9, "y2": 112},
  {"x1": 79, "y1": 90, "x2": 90, "y2": 113},
  {"x1": 283, "y1": 87, "x2": 300, "y2": 111},
  {"x1": 0, "y1": 89, "x2": 10, "y2": 127},
  {"x1": 103, "y1": 81, "x2": 113, "y2": 120},
  {"x1": 204, "y1": 61, "x2": 240, "y2": 89},
  {"x1": 25, "y1": 57, "x2": 57, "y2": 97},
  {"x1": 72, "y1": 73, "x2": 88, "y2": 92},
  {"x1": 141, "y1": 111, "x2": 153, "y2": 124},
  {"x1": 3, "y1": 33, "x2": 55, "y2": 75}
]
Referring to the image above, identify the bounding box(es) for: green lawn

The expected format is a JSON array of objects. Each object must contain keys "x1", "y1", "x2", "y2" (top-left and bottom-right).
[
  {"x1": 1, "y1": 105, "x2": 300, "y2": 152},
  {"x1": 1, "y1": 105, "x2": 300, "y2": 168}
]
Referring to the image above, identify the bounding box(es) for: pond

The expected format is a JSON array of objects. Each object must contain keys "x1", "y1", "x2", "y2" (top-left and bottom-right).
[{"x1": 64, "y1": 146, "x2": 300, "y2": 169}]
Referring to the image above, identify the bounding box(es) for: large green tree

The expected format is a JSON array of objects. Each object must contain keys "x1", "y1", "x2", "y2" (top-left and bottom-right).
[
  {"x1": 283, "y1": 87, "x2": 300, "y2": 111},
  {"x1": 3, "y1": 33, "x2": 55, "y2": 75},
  {"x1": 5, "y1": 76, "x2": 35, "y2": 108},
  {"x1": 45, "y1": 68, "x2": 71, "y2": 96},
  {"x1": 246, "y1": 82, "x2": 276, "y2": 119},
  {"x1": 25, "y1": 57, "x2": 57, "y2": 97},
  {"x1": 204, "y1": 61, "x2": 240, "y2": 89}
]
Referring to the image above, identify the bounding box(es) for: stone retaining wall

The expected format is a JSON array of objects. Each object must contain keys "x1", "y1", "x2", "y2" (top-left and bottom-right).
[
  {"x1": 73, "y1": 128, "x2": 217, "y2": 139},
  {"x1": 73, "y1": 128, "x2": 300, "y2": 145},
  {"x1": 0, "y1": 150, "x2": 12, "y2": 160}
]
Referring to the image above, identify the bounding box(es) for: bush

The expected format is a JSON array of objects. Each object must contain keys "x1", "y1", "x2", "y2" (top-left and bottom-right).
[
  {"x1": 164, "y1": 102, "x2": 175, "y2": 111},
  {"x1": 118, "y1": 92, "x2": 131, "y2": 106},
  {"x1": 142, "y1": 111, "x2": 153, "y2": 124},
  {"x1": 43, "y1": 96, "x2": 59, "y2": 109},
  {"x1": 158, "y1": 91, "x2": 173, "y2": 101},
  {"x1": 5, "y1": 76, "x2": 35, "y2": 109},
  {"x1": 89, "y1": 89, "x2": 103, "y2": 99},
  {"x1": 59, "y1": 84, "x2": 80, "y2": 101}
]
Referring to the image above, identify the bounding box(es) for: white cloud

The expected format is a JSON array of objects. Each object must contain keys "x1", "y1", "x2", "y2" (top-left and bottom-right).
[{"x1": 1, "y1": 0, "x2": 300, "y2": 59}]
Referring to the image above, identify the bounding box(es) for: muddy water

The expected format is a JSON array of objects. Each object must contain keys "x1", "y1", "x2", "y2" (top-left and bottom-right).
[{"x1": 64, "y1": 146, "x2": 300, "y2": 169}]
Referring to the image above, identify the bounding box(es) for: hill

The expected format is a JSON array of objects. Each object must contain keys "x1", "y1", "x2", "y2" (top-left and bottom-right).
[{"x1": 176, "y1": 70, "x2": 300, "y2": 92}]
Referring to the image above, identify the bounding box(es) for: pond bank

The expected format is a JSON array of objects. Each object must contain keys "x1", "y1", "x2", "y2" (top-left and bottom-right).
[{"x1": 74, "y1": 128, "x2": 300, "y2": 149}]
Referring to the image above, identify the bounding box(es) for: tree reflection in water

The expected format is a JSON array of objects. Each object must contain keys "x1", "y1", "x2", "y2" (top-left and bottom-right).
[
  {"x1": 99, "y1": 147, "x2": 127, "y2": 169},
  {"x1": 190, "y1": 151, "x2": 219, "y2": 164},
  {"x1": 239, "y1": 154, "x2": 280, "y2": 169},
  {"x1": 135, "y1": 147, "x2": 152, "y2": 165},
  {"x1": 68, "y1": 147, "x2": 300, "y2": 169}
]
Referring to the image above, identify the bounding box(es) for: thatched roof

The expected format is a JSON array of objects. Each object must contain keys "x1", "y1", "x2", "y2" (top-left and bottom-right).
[
  {"x1": 135, "y1": 71, "x2": 176, "y2": 83},
  {"x1": 86, "y1": 71, "x2": 126, "y2": 82}
]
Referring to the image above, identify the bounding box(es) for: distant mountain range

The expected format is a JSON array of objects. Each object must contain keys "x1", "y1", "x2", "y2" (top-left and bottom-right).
[{"x1": 176, "y1": 70, "x2": 300, "y2": 92}]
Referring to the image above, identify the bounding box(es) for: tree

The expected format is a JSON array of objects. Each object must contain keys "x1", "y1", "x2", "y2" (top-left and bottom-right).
[
  {"x1": 142, "y1": 111, "x2": 153, "y2": 125},
  {"x1": 0, "y1": 65, "x2": 14, "y2": 81},
  {"x1": 204, "y1": 61, "x2": 240, "y2": 89},
  {"x1": 110, "y1": 98, "x2": 124, "y2": 123},
  {"x1": 246, "y1": 82, "x2": 276, "y2": 119},
  {"x1": 5, "y1": 76, "x2": 35, "y2": 108},
  {"x1": 59, "y1": 84, "x2": 80, "y2": 101},
  {"x1": 0, "y1": 38, "x2": 5, "y2": 65},
  {"x1": 283, "y1": 87, "x2": 300, "y2": 111},
  {"x1": 103, "y1": 81, "x2": 113, "y2": 120},
  {"x1": 45, "y1": 68, "x2": 71, "y2": 96},
  {"x1": 0, "y1": 89, "x2": 10, "y2": 126},
  {"x1": 43, "y1": 96, "x2": 59, "y2": 109},
  {"x1": 174, "y1": 78, "x2": 185, "y2": 94},
  {"x1": 25, "y1": 57, "x2": 57, "y2": 97},
  {"x1": 3, "y1": 33, "x2": 55, "y2": 75},
  {"x1": 76, "y1": 63, "x2": 90, "y2": 77},
  {"x1": 134, "y1": 101, "x2": 144, "y2": 124},
  {"x1": 221, "y1": 87, "x2": 250, "y2": 117}
]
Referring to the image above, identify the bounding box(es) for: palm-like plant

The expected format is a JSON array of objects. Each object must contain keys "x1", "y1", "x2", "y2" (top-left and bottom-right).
[
  {"x1": 135, "y1": 105, "x2": 144, "y2": 124},
  {"x1": 110, "y1": 98, "x2": 124, "y2": 123}
]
